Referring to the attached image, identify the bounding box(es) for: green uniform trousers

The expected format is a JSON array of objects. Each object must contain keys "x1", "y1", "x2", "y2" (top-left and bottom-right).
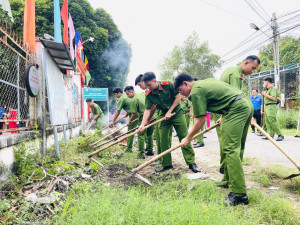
[
  {"x1": 95, "y1": 114, "x2": 104, "y2": 130},
  {"x1": 138, "y1": 116, "x2": 154, "y2": 153},
  {"x1": 262, "y1": 112, "x2": 267, "y2": 131},
  {"x1": 154, "y1": 122, "x2": 172, "y2": 155},
  {"x1": 196, "y1": 127, "x2": 204, "y2": 143},
  {"x1": 222, "y1": 98, "x2": 253, "y2": 194},
  {"x1": 265, "y1": 104, "x2": 282, "y2": 136},
  {"x1": 159, "y1": 109, "x2": 195, "y2": 167},
  {"x1": 127, "y1": 119, "x2": 139, "y2": 152},
  {"x1": 185, "y1": 114, "x2": 190, "y2": 128},
  {"x1": 213, "y1": 113, "x2": 224, "y2": 169}
]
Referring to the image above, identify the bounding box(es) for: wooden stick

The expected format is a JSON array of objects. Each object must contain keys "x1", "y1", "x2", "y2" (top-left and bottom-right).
[
  {"x1": 91, "y1": 118, "x2": 138, "y2": 146},
  {"x1": 132, "y1": 123, "x2": 220, "y2": 173},
  {"x1": 93, "y1": 118, "x2": 157, "y2": 149},
  {"x1": 88, "y1": 113, "x2": 176, "y2": 158},
  {"x1": 253, "y1": 121, "x2": 300, "y2": 170}
]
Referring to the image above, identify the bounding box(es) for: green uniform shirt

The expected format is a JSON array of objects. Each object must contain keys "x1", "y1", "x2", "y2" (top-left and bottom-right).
[
  {"x1": 219, "y1": 66, "x2": 244, "y2": 90},
  {"x1": 189, "y1": 78, "x2": 242, "y2": 117},
  {"x1": 145, "y1": 81, "x2": 180, "y2": 113},
  {"x1": 90, "y1": 103, "x2": 103, "y2": 118},
  {"x1": 264, "y1": 86, "x2": 277, "y2": 105},
  {"x1": 181, "y1": 98, "x2": 192, "y2": 114},
  {"x1": 117, "y1": 93, "x2": 132, "y2": 113},
  {"x1": 130, "y1": 93, "x2": 145, "y2": 117}
]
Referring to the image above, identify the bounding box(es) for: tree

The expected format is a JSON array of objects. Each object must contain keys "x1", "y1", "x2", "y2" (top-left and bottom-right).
[
  {"x1": 258, "y1": 36, "x2": 300, "y2": 72},
  {"x1": 7, "y1": 0, "x2": 132, "y2": 99},
  {"x1": 159, "y1": 32, "x2": 222, "y2": 80}
]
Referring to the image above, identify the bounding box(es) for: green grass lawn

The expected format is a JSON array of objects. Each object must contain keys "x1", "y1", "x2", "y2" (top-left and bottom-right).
[{"x1": 54, "y1": 176, "x2": 300, "y2": 225}]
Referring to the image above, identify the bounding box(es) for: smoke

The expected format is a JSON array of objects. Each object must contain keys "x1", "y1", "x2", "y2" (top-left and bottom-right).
[{"x1": 99, "y1": 37, "x2": 132, "y2": 85}]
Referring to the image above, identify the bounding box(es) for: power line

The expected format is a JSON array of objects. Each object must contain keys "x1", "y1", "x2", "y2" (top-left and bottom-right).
[
  {"x1": 244, "y1": 0, "x2": 269, "y2": 23},
  {"x1": 253, "y1": 0, "x2": 270, "y2": 19},
  {"x1": 198, "y1": 0, "x2": 252, "y2": 22},
  {"x1": 221, "y1": 21, "x2": 271, "y2": 59},
  {"x1": 278, "y1": 9, "x2": 300, "y2": 19},
  {"x1": 223, "y1": 38, "x2": 270, "y2": 64}
]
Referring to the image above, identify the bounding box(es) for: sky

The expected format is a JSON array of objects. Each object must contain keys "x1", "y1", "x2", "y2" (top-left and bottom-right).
[{"x1": 88, "y1": 0, "x2": 300, "y2": 91}]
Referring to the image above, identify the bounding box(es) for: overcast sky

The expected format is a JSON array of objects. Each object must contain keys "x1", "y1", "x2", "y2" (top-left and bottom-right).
[{"x1": 88, "y1": 0, "x2": 300, "y2": 91}]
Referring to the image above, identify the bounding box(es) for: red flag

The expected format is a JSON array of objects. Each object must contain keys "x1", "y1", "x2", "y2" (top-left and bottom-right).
[
  {"x1": 61, "y1": 0, "x2": 68, "y2": 45},
  {"x1": 23, "y1": 0, "x2": 36, "y2": 51}
]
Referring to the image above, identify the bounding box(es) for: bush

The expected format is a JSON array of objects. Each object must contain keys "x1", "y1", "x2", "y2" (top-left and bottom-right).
[{"x1": 277, "y1": 109, "x2": 298, "y2": 129}]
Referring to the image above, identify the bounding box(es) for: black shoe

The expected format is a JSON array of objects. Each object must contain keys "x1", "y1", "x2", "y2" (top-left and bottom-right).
[
  {"x1": 203, "y1": 136, "x2": 207, "y2": 138},
  {"x1": 216, "y1": 180, "x2": 229, "y2": 189},
  {"x1": 257, "y1": 132, "x2": 263, "y2": 136},
  {"x1": 252, "y1": 130, "x2": 255, "y2": 133},
  {"x1": 225, "y1": 192, "x2": 249, "y2": 206},
  {"x1": 155, "y1": 165, "x2": 173, "y2": 173},
  {"x1": 189, "y1": 163, "x2": 201, "y2": 173},
  {"x1": 173, "y1": 134, "x2": 178, "y2": 137},
  {"x1": 276, "y1": 135, "x2": 284, "y2": 141},
  {"x1": 145, "y1": 151, "x2": 154, "y2": 156},
  {"x1": 193, "y1": 142, "x2": 205, "y2": 148},
  {"x1": 219, "y1": 168, "x2": 224, "y2": 174},
  {"x1": 262, "y1": 135, "x2": 274, "y2": 140}
]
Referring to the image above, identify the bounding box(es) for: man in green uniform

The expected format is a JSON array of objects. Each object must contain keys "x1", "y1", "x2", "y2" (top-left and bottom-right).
[
  {"x1": 86, "y1": 98, "x2": 104, "y2": 130},
  {"x1": 135, "y1": 75, "x2": 157, "y2": 156},
  {"x1": 125, "y1": 86, "x2": 154, "y2": 158},
  {"x1": 217, "y1": 55, "x2": 260, "y2": 174},
  {"x1": 191, "y1": 78, "x2": 205, "y2": 148},
  {"x1": 138, "y1": 72, "x2": 200, "y2": 173},
  {"x1": 109, "y1": 87, "x2": 136, "y2": 152},
  {"x1": 135, "y1": 75, "x2": 172, "y2": 165},
  {"x1": 175, "y1": 73, "x2": 252, "y2": 206},
  {"x1": 261, "y1": 77, "x2": 284, "y2": 141}
]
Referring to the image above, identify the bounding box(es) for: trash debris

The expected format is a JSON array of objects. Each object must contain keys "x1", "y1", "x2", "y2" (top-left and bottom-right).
[
  {"x1": 186, "y1": 173, "x2": 210, "y2": 180},
  {"x1": 81, "y1": 173, "x2": 92, "y2": 179},
  {"x1": 269, "y1": 186, "x2": 280, "y2": 190},
  {"x1": 25, "y1": 193, "x2": 56, "y2": 204}
]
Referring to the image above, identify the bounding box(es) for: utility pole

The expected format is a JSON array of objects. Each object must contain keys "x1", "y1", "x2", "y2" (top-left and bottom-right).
[{"x1": 271, "y1": 12, "x2": 280, "y2": 91}]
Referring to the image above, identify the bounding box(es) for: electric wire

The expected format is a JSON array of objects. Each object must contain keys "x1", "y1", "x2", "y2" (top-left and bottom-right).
[
  {"x1": 198, "y1": 0, "x2": 252, "y2": 22},
  {"x1": 221, "y1": 23, "x2": 272, "y2": 59},
  {"x1": 253, "y1": 0, "x2": 270, "y2": 20},
  {"x1": 223, "y1": 37, "x2": 270, "y2": 64},
  {"x1": 244, "y1": 0, "x2": 269, "y2": 23}
]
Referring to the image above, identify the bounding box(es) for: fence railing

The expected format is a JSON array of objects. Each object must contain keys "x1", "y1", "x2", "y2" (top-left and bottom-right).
[
  {"x1": 248, "y1": 63, "x2": 300, "y2": 108},
  {"x1": 0, "y1": 22, "x2": 37, "y2": 133}
]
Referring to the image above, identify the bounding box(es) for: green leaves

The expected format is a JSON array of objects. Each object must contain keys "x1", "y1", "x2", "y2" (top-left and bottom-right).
[{"x1": 159, "y1": 32, "x2": 222, "y2": 81}]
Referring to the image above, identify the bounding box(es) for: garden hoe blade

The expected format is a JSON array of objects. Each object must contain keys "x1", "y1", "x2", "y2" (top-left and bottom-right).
[
  {"x1": 134, "y1": 173, "x2": 152, "y2": 186},
  {"x1": 283, "y1": 173, "x2": 300, "y2": 180}
]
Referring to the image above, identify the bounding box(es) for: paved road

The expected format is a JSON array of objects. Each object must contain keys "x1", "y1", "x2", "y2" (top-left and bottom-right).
[{"x1": 202, "y1": 129, "x2": 300, "y2": 168}]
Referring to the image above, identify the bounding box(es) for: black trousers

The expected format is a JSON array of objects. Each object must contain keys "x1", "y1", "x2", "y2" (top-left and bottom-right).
[{"x1": 251, "y1": 109, "x2": 261, "y2": 131}]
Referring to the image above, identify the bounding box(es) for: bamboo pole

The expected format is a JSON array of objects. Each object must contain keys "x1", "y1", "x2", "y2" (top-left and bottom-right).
[
  {"x1": 132, "y1": 123, "x2": 220, "y2": 174},
  {"x1": 88, "y1": 113, "x2": 176, "y2": 158}
]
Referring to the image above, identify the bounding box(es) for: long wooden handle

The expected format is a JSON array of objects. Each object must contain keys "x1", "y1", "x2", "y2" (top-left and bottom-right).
[
  {"x1": 132, "y1": 123, "x2": 220, "y2": 173},
  {"x1": 86, "y1": 121, "x2": 95, "y2": 132},
  {"x1": 93, "y1": 118, "x2": 157, "y2": 149},
  {"x1": 88, "y1": 113, "x2": 176, "y2": 158},
  {"x1": 99, "y1": 116, "x2": 127, "y2": 133},
  {"x1": 253, "y1": 122, "x2": 300, "y2": 170},
  {"x1": 91, "y1": 118, "x2": 138, "y2": 146}
]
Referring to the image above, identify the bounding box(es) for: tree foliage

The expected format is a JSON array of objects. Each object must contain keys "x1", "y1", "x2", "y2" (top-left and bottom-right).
[
  {"x1": 159, "y1": 32, "x2": 222, "y2": 81},
  {"x1": 7, "y1": 0, "x2": 131, "y2": 95},
  {"x1": 258, "y1": 36, "x2": 300, "y2": 72}
]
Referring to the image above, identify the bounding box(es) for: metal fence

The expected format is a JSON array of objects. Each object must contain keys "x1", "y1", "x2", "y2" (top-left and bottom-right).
[
  {"x1": 0, "y1": 23, "x2": 38, "y2": 133},
  {"x1": 248, "y1": 63, "x2": 300, "y2": 108}
]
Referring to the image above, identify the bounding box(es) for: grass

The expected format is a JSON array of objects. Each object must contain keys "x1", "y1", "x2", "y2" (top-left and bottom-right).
[
  {"x1": 250, "y1": 164, "x2": 300, "y2": 194},
  {"x1": 54, "y1": 177, "x2": 300, "y2": 225}
]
